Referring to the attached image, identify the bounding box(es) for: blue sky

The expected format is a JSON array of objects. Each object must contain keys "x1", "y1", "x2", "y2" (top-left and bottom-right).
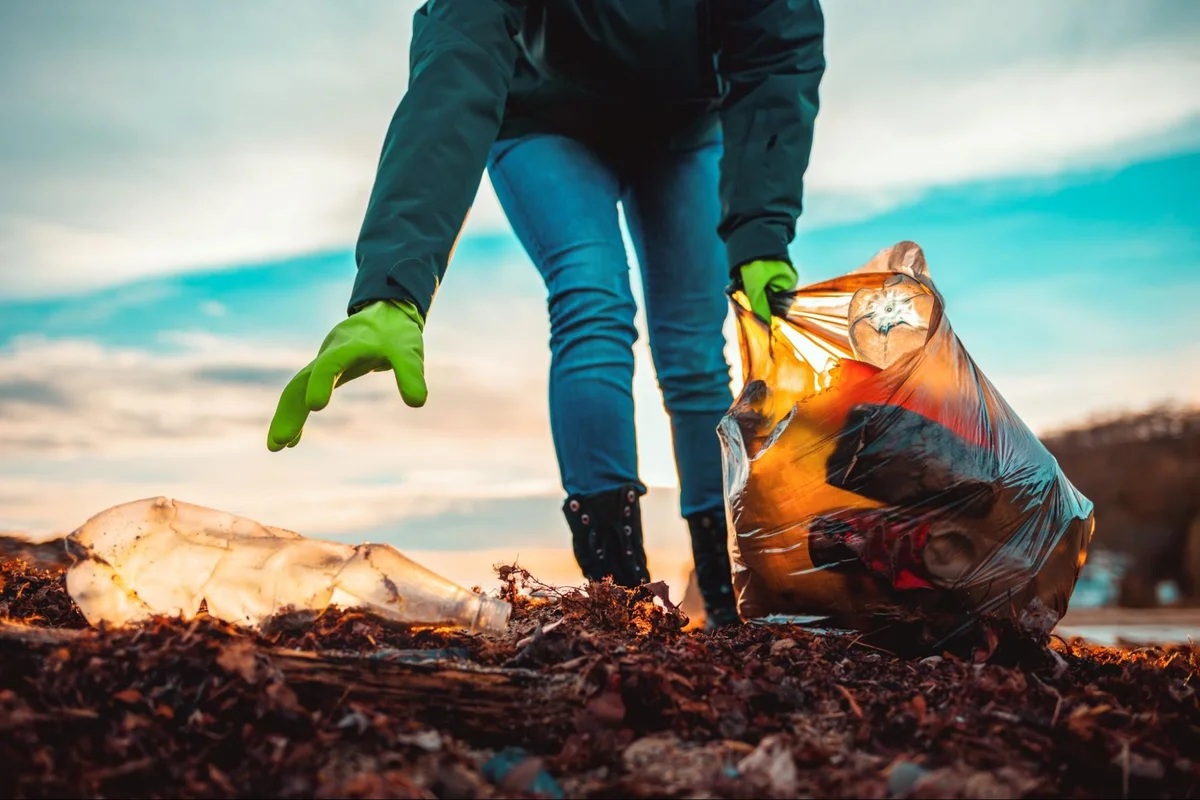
[{"x1": 1, "y1": 1, "x2": 1198, "y2": 592}]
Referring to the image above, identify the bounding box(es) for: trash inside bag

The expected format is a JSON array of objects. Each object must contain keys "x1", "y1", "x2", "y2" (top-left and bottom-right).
[
  {"x1": 64, "y1": 497, "x2": 511, "y2": 635},
  {"x1": 718, "y1": 241, "x2": 1095, "y2": 646}
]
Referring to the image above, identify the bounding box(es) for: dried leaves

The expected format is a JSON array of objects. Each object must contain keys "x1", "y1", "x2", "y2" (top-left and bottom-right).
[
  {"x1": 1, "y1": 556, "x2": 1199, "y2": 799},
  {"x1": 0, "y1": 558, "x2": 87, "y2": 629}
]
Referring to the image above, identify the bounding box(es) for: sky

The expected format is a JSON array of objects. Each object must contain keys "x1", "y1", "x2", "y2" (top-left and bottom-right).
[{"x1": 1, "y1": 1, "x2": 1198, "y2": 596}]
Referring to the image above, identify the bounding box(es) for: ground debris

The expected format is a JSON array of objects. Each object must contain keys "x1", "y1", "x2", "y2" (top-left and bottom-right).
[
  {"x1": 0, "y1": 558, "x2": 1198, "y2": 798},
  {"x1": 1, "y1": 557, "x2": 87, "y2": 629}
]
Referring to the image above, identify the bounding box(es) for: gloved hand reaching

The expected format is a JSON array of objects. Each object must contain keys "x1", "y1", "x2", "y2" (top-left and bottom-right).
[
  {"x1": 267, "y1": 300, "x2": 427, "y2": 452},
  {"x1": 739, "y1": 259, "x2": 799, "y2": 322}
]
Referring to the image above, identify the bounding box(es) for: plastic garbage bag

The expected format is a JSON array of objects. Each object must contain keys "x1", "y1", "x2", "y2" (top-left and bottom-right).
[
  {"x1": 718, "y1": 241, "x2": 1095, "y2": 643},
  {"x1": 65, "y1": 496, "x2": 511, "y2": 634}
]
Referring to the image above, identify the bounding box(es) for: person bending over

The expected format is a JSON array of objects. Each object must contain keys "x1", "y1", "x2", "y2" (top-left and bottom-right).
[{"x1": 267, "y1": 0, "x2": 826, "y2": 629}]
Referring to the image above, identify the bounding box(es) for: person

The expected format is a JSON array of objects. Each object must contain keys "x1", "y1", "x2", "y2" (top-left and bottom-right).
[{"x1": 266, "y1": 0, "x2": 826, "y2": 629}]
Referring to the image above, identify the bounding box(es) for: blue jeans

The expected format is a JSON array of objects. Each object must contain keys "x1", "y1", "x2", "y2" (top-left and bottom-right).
[{"x1": 487, "y1": 134, "x2": 733, "y2": 518}]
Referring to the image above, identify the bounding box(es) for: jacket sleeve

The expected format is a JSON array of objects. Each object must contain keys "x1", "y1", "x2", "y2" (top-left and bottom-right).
[
  {"x1": 348, "y1": 0, "x2": 523, "y2": 318},
  {"x1": 714, "y1": 0, "x2": 825, "y2": 276}
]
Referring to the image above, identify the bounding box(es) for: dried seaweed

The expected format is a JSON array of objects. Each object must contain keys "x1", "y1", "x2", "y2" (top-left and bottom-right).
[{"x1": 1, "y1": 556, "x2": 1198, "y2": 799}]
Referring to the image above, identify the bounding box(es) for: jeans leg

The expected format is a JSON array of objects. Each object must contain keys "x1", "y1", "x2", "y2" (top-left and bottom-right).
[
  {"x1": 621, "y1": 140, "x2": 733, "y2": 519},
  {"x1": 487, "y1": 135, "x2": 644, "y2": 500}
]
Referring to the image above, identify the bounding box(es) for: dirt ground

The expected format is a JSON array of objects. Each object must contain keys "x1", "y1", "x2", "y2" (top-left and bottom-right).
[{"x1": 1, "y1": 549, "x2": 1198, "y2": 800}]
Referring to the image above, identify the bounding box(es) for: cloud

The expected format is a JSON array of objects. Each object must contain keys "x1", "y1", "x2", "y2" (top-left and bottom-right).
[
  {"x1": 0, "y1": 332, "x2": 564, "y2": 536},
  {"x1": 0, "y1": 379, "x2": 70, "y2": 408},
  {"x1": 0, "y1": 315, "x2": 692, "y2": 536},
  {"x1": 807, "y1": 43, "x2": 1200, "y2": 195},
  {"x1": 2, "y1": 1, "x2": 1198, "y2": 297},
  {"x1": 200, "y1": 301, "x2": 229, "y2": 318},
  {"x1": 0, "y1": 333, "x2": 557, "y2": 458},
  {"x1": 984, "y1": 347, "x2": 1200, "y2": 435},
  {"x1": 0, "y1": 471, "x2": 555, "y2": 552},
  {"x1": 188, "y1": 366, "x2": 298, "y2": 387}
]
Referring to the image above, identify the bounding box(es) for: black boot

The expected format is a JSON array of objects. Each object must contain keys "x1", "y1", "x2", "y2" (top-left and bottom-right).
[
  {"x1": 686, "y1": 508, "x2": 741, "y2": 629},
  {"x1": 563, "y1": 484, "x2": 650, "y2": 588}
]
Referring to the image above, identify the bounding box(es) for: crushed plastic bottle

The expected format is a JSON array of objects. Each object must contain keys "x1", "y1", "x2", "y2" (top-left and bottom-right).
[
  {"x1": 64, "y1": 497, "x2": 511, "y2": 635},
  {"x1": 847, "y1": 273, "x2": 934, "y2": 370}
]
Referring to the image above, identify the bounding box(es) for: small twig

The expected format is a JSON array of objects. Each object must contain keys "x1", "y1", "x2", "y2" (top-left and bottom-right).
[
  {"x1": 334, "y1": 685, "x2": 352, "y2": 712},
  {"x1": 180, "y1": 616, "x2": 203, "y2": 644},
  {"x1": 847, "y1": 636, "x2": 897, "y2": 657},
  {"x1": 84, "y1": 756, "x2": 155, "y2": 783},
  {"x1": 1032, "y1": 676, "x2": 1065, "y2": 728},
  {"x1": 57, "y1": 707, "x2": 100, "y2": 720},
  {"x1": 835, "y1": 683, "x2": 864, "y2": 719}
]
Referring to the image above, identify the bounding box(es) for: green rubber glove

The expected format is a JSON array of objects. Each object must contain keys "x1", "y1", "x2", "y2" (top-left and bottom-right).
[
  {"x1": 739, "y1": 259, "x2": 799, "y2": 322},
  {"x1": 266, "y1": 299, "x2": 427, "y2": 452}
]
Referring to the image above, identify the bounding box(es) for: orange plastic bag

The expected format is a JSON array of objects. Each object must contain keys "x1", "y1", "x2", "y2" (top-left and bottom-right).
[{"x1": 719, "y1": 242, "x2": 1095, "y2": 646}]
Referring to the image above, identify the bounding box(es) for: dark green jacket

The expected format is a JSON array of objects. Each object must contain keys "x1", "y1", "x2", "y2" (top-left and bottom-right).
[{"x1": 350, "y1": 0, "x2": 825, "y2": 318}]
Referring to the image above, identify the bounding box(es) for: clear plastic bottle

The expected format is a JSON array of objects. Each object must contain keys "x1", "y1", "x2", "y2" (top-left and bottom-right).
[
  {"x1": 65, "y1": 496, "x2": 511, "y2": 635},
  {"x1": 847, "y1": 273, "x2": 935, "y2": 370}
]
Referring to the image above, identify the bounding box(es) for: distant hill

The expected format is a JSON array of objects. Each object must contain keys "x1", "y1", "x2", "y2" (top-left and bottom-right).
[{"x1": 1041, "y1": 404, "x2": 1200, "y2": 607}]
